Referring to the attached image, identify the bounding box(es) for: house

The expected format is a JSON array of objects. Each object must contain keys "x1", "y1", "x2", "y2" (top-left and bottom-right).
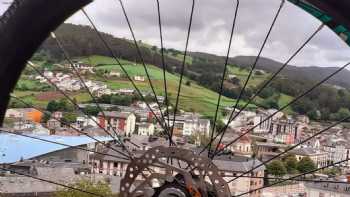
[
  {"x1": 228, "y1": 74, "x2": 237, "y2": 80},
  {"x1": 51, "y1": 111, "x2": 63, "y2": 120},
  {"x1": 304, "y1": 182, "x2": 350, "y2": 197},
  {"x1": 213, "y1": 154, "x2": 265, "y2": 197},
  {"x1": 255, "y1": 141, "x2": 288, "y2": 162},
  {"x1": 98, "y1": 111, "x2": 136, "y2": 135},
  {"x1": 253, "y1": 109, "x2": 284, "y2": 133},
  {"x1": 296, "y1": 115, "x2": 310, "y2": 124},
  {"x1": 96, "y1": 88, "x2": 112, "y2": 97},
  {"x1": 223, "y1": 133, "x2": 253, "y2": 157},
  {"x1": 167, "y1": 113, "x2": 211, "y2": 136},
  {"x1": 109, "y1": 71, "x2": 121, "y2": 77},
  {"x1": 117, "y1": 88, "x2": 135, "y2": 95},
  {"x1": 13, "y1": 120, "x2": 35, "y2": 130},
  {"x1": 71, "y1": 61, "x2": 93, "y2": 72},
  {"x1": 47, "y1": 118, "x2": 61, "y2": 129},
  {"x1": 43, "y1": 70, "x2": 54, "y2": 78},
  {"x1": 156, "y1": 96, "x2": 165, "y2": 104},
  {"x1": 222, "y1": 108, "x2": 256, "y2": 128},
  {"x1": 134, "y1": 75, "x2": 145, "y2": 82},
  {"x1": 0, "y1": 156, "x2": 121, "y2": 196},
  {"x1": 137, "y1": 123, "x2": 155, "y2": 136},
  {"x1": 5, "y1": 108, "x2": 43, "y2": 123},
  {"x1": 76, "y1": 115, "x2": 98, "y2": 128},
  {"x1": 322, "y1": 140, "x2": 350, "y2": 167},
  {"x1": 253, "y1": 111, "x2": 303, "y2": 144},
  {"x1": 290, "y1": 147, "x2": 329, "y2": 168}
]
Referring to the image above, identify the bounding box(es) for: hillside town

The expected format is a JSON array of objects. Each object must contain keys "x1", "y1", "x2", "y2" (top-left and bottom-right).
[
  {"x1": 0, "y1": 61, "x2": 349, "y2": 196},
  {"x1": 2, "y1": 82, "x2": 350, "y2": 197}
]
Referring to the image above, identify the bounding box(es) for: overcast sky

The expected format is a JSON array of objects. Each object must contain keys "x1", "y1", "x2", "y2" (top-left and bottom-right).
[{"x1": 1, "y1": 0, "x2": 349, "y2": 67}]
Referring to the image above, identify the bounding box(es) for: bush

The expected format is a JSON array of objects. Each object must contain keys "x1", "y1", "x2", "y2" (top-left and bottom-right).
[{"x1": 55, "y1": 179, "x2": 112, "y2": 197}]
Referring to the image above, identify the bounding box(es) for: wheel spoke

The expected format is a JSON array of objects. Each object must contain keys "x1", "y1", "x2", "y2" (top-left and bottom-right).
[
  {"x1": 50, "y1": 32, "x2": 133, "y2": 159},
  {"x1": 235, "y1": 154, "x2": 350, "y2": 197},
  {"x1": 0, "y1": 129, "x2": 129, "y2": 161},
  {"x1": 116, "y1": 0, "x2": 170, "y2": 132},
  {"x1": 156, "y1": 0, "x2": 171, "y2": 132},
  {"x1": 211, "y1": 24, "x2": 324, "y2": 157},
  {"x1": 10, "y1": 95, "x2": 131, "y2": 159},
  {"x1": 81, "y1": 9, "x2": 175, "y2": 145},
  {"x1": 0, "y1": 166, "x2": 104, "y2": 197},
  {"x1": 207, "y1": 0, "x2": 240, "y2": 158},
  {"x1": 169, "y1": 0, "x2": 196, "y2": 144},
  {"x1": 213, "y1": 61, "x2": 350, "y2": 158}
]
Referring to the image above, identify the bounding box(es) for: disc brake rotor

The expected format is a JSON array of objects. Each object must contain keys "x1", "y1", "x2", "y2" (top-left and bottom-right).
[{"x1": 120, "y1": 146, "x2": 230, "y2": 197}]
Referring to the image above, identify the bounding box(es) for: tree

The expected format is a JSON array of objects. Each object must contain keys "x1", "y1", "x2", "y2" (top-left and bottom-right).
[
  {"x1": 323, "y1": 167, "x2": 341, "y2": 176},
  {"x1": 307, "y1": 110, "x2": 320, "y2": 120},
  {"x1": 55, "y1": 179, "x2": 112, "y2": 197},
  {"x1": 46, "y1": 99, "x2": 73, "y2": 112},
  {"x1": 291, "y1": 98, "x2": 316, "y2": 114},
  {"x1": 215, "y1": 120, "x2": 225, "y2": 133},
  {"x1": 259, "y1": 87, "x2": 275, "y2": 99},
  {"x1": 111, "y1": 95, "x2": 132, "y2": 106},
  {"x1": 266, "y1": 160, "x2": 287, "y2": 177},
  {"x1": 283, "y1": 155, "x2": 298, "y2": 174},
  {"x1": 41, "y1": 113, "x2": 52, "y2": 123},
  {"x1": 261, "y1": 97, "x2": 279, "y2": 109},
  {"x1": 297, "y1": 157, "x2": 316, "y2": 173},
  {"x1": 47, "y1": 100, "x2": 60, "y2": 112},
  {"x1": 97, "y1": 94, "x2": 112, "y2": 104},
  {"x1": 330, "y1": 108, "x2": 350, "y2": 121},
  {"x1": 83, "y1": 106, "x2": 100, "y2": 116},
  {"x1": 61, "y1": 112, "x2": 78, "y2": 124},
  {"x1": 151, "y1": 45, "x2": 158, "y2": 51}
]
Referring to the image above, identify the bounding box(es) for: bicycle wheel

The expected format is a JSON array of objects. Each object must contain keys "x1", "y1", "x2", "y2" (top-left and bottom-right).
[{"x1": 1, "y1": 0, "x2": 350, "y2": 197}]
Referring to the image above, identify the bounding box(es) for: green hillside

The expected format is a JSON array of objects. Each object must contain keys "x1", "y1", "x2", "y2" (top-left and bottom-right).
[
  {"x1": 13, "y1": 55, "x2": 256, "y2": 118},
  {"x1": 79, "y1": 55, "x2": 256, "y2": 117}
]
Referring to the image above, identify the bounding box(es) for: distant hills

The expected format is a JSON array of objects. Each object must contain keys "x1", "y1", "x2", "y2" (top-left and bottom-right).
[
  {"x1": 39, "y1": 23, "x2": 350, "y2": 89},
  {"x1": 189, "y1": 52, "x2": 350, "y2": 89},
  {"x1": 230, "y1": 56, "x2": 350, "y2": 89}
]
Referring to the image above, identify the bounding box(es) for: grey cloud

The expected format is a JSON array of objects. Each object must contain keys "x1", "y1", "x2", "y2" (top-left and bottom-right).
[{"x1": 1, "y1": 0, "x2": 349, "y2": 67}]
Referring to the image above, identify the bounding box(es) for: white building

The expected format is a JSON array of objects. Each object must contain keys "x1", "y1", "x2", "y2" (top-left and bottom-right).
[
  {"x1": 167, "y1": 113, "x2": 210, "y2": 136},
  {"x1": 76, "y1": 116, "x2": 98, "y2": 128},
  {"x1": 323, "y1": 140, "x2": 350, "y2": 167},
  {"x1": 253, "y1": 109, "x2": 284, "y2": 134},
  {"x1": 222, "y1": 108, "x2": 256, "y2": 128},
  {"x1": 134, "y1": 75, "x2": 145, "y2": 82},
  {"x1": 109, "y1": 71, "x2": 121, "y2": 77},
  {"x1": 137, "y1": 123, "x2": 155, "y2": 136},
  {"x1": 117, "y1": 88, "x2": 135, "y2": 95}
]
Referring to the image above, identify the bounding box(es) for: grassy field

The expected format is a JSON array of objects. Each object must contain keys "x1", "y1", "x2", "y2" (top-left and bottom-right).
[
  {"x1": 12, "y1": 90, "x2": 93, "y2": 109},
  {"x1": 77, "y1": 56, "x2": 258, "y2": 117},
  {"x1": 227, "y1": 65, "x2": 269, "y2": 87},
  {"x1": 78, "y1": 55, "x2": 131, "y2": 66},
  {"x1": 14, "y1": 55, "x2": 260, "y2": 118},
  {"x1": 16, "y1": 79, "x2": 48, "y2": 90}
]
